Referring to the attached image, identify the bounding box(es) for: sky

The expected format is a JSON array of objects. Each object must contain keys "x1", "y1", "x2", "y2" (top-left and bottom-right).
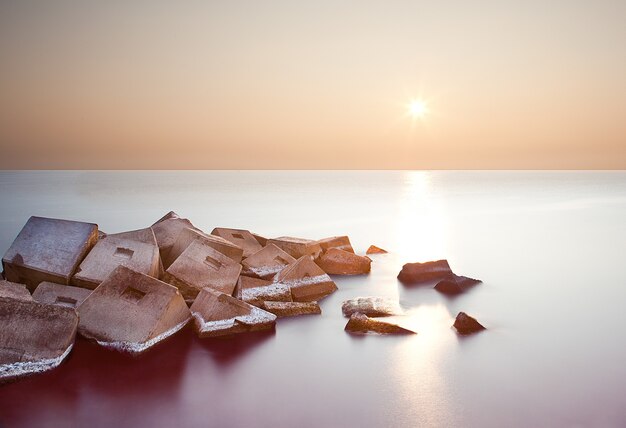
[{"x1": 1, "y1": 0, "x2": 625, "y2": 169}]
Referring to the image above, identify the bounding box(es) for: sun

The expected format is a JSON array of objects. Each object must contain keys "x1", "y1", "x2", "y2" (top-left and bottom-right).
[{"x1": 407, "y1": 99, "x2": 429, "y2": 119}]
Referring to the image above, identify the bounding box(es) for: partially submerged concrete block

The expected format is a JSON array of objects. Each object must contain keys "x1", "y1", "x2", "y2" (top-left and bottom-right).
[
  {"x1": 274, "y1": 255, "x2": 337, "y2": 302},
  {"x1": 162, "y1": 240, "x2": 242, "y2": 301},
  {"x1": 0, "y1": 280, "x2": 32, "y2": 301},
  {"x1": 453, "y1": 312, "x2": 486, "y2": 335},
  {"x1": 190, "y1": 288, "x2": 276, "y2": 338},
  {"x1": 0, "y1": 297, "x2": 78, "y2": 381},
  {"x1": 72, "y1": 236, "x2": 160, "y2": 290},
  {"x1": 317, "y1": 248, "x2": 371, "y2": 275},
  {"x1": 2, "y1": 216, "x2": 98, "y2": 290},
  {"x1": 211, "y1": 228, "x2": 263, "y2": 258},
  {"x1": 77, "y1": 266, "x2": 191, "y2": 354},
  {"x1": 164, "y1": 227, "x2": 243, "y2": 269},
  {"x1": 341, "y1": 297, "x2": 402, "y2": 318},
  {"x1": 261, "y1": 301, "x2": 321, "y2": 318},
  {"x1": 345, "y1": 313, "x2": 416, "y2": 335},
  {"x1": 32, "y1": 282, "x2": 91, "y2": 308},
  {"x1": 267, "y1": 237, "x2": 323, "y2": 260},
  {"x1": 235, "y1": 275, "x2": 292, "y2": 307},
  {"x1": 397, "y1": 260, "x2": 453, "y2": 285},
  {"x1": 366, "y1": 245, "x2": 388, "y2": 255},
  {"x1": 434, "y1": 275, "x2": 482, "y2": 295},
  {"x1": 317, "y1": 236, "x2": 354, "y2": 254},
  {"x1": 241, "y1": 244, "x2": 296, "y2": 279}
]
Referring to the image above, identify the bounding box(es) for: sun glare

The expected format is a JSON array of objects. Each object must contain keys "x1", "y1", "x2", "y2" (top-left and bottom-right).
[{"x1": 408, "y1": 99, "x2": 429, "y2": 119}]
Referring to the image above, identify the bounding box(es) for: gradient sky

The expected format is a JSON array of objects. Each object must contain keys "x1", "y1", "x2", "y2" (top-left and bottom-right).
[{"x1": 1, "y1": 1, "x2": 625, "y2": 169}]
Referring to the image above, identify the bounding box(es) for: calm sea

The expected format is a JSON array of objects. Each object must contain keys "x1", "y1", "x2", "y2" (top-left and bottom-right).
[{"x1": 0, "y1": 171, "x2": 625, "y2": 427}]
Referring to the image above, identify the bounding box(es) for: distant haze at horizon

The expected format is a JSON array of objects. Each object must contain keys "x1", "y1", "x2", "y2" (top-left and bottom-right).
[{"x1": 1, "y1": 1, "x2": 625, "y2": 169}]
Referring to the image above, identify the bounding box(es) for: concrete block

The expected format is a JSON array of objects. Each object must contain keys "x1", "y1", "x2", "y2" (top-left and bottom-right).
[
  {"x1": 397, "y1": 260, "x2": 453, "y2": 285},
  {"x1": 241, "y1": 243, "x2": 296, "y2": 280},
  {"x1": 107, "y1": 227, "x2": 158, "y2": 246},
  {"x1": 235, "y1": 275, "x2": 292, "y2": 307},
  {"x1": 341, "y1": 297, "x2": 402, "y2": 317},
  {"x1": 151, "y1": 215, "x2": 199, "y2": 262},
  {"x1": 32, "y1": 282, "x2": 91, "y2": 308},
  {"x1": 164, "y1": 227, "x2": 243, "y2": 269},
  {"x1": 267, "y1": 236, "x2": 323, "y2": 260},
  {"x1": 274, "y1": 255, "x2": 337, "y2": 302},
  {"x1": 317, "y1": 236, "x2": 354, "y2": 253},
  {"x1": 260, "y1": 301, "x2": 321, "y2": 318},
  {"x1": 453, "y1": 312, "x2": 486, "y2": 335},
  {"x1": 251, "y1": 232, "x2": 268, "y2": 247},
  {"x1": 366, "y1": 245, "x2": 388, "y2": 254},
  {"x1": 211, "y1": 228, "x2": 262, "y2": 258},
  {"x1": 316, "y1": 248, "x2": 371, "y2": 275},
  {"x1": 0, "y1": 280, "x2": 32, "y2": 302},
  {"x1": 345, "y1": 313, "x2": 416, "y2": 335}
]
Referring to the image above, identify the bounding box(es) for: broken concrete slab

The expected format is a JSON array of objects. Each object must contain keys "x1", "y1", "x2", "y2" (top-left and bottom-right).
[
  {"x1": 0, "y1": 297, "x2": 78, "y2": 382},
  {"x1": 190, "y1": 288, "x2": 276, "y2": 338},
  {"x1": 2, "y1": 216, "x2": 98, "y2": 291},
  {"x1": 32, "y1": 282, "x2": 92, "y2": 308},
  {"x1": 366, "y1": 245, "x2": 388, "y2": 255},
  {"x1": 397, "y1": 259, "x2": 453, "y2": 285},
  {"x1": 434, "y1": 275, "x2": 482, "y2": 295},
  {"x1": 453, "y1": 312, "x2": 486, "y2": 335},
  {"x1": 261, "y1": 301, "x2": 321, "y2": 318},
  {"x1": 252, "y1": 232, "x2": 268, "y2": 247},
  {"x1": 236, "y1": 275, "x2": 292, "y2": 306},
  {"x1": 316, "y1": 248, "x2": 371, "y2": 275},
  {"x1": 77, "y1": 266, "x2": 191, "y2": 354},
  {"x1": 162, "y1": 240, "x2": 242, "y2": 301},
  {"x1": 164, "y1": 227, "x2": 243, "y2": 269},
  {"x1": 344, "y1": 312, "x2": 416, "y2": 335},
  {"x1": 241, "y1": 244, "x2": 296, "y2": 280},
  {"x1": 341, "y1": 297, "x2": 402, "y2": 318},
  {"x1": 274, "y1": 255, "x2": 337, "y2": 302},
  {"x1": 0, "y1": 280, "x2": 32, "y2": 301},
  {"x1": 317, "y1": 236, "x2": 354, "y2": 254},
  {"x1": 211, "y1": 228, "x2": 263, "y2": 258},
  {"x1": 72, "y1": 236, "x2": 160, "y2": 290},
  {"x1": 267, "y1": 237, "x2": 323, "y2": 260}
]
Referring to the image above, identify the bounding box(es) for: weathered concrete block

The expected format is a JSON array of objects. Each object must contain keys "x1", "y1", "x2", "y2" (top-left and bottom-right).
[
  {"x1": 252, "y1": 232, "x2": 268, "y2": 247},
  {"x1": 317, "y1": 236, "x2": 354, "y2": 254},
  {"x1": 260, "y1": 301, "x2": 321, "y2": 318},
  {"x1": 0, "y1": 280, "x2": 32, "y2": 301},
  {"x1": 345, "y1": 312, "x2": 416, "y2": 335},
  {"x1": 77, "y1": 266, "x2": 191, "y2": 354},
  {"x1": 341, "y1": 297, "x2": 402, "y2": 318},
  {"x1": 32, "y1": 282, "x2": 91, "y2": 308},
  {"x1": 453, "y1": 312, "x2": 486, "y2": 335},
  {"x1": 235, "y1": 275, "x2": 292, "y2": 307},
  {"x1": 211, "y1": 228, "x2": 262, "y2": 258},
  {"x1": 267, "y1": 237, "x2": 323, "y2": 260},
  {"x1": 164, "y1": 227, "x2": 243, "y2": 269},
  {"x1": 190, "y1": 288, "x2": 276, "y2": 338},
  {"x1": 0, "y1": 297, "x2": 78, "y2": 381},
  {"x1": 151, "y1": 215, "x2": 199, "y2": 262},
  {"x1": 2, "y1": 216, "x2": 98, "y2": 290},
  {"x1": 397, "y1": 260, "x2": 453, "y2": 285},
  {"x1": 366, "y1": 245, "x2": 388, "y2": 255},
  {"x1": 162, "y1": 240, "x2": 242, "y2": 301},
  {"x1": 434, "y1": 275, "x2": 482, "y2": 295},
  {"x1": 274, "y1": 255, "x2": 337, "y2": 302},
  {"x1": 72, "y1": 236, "x2": 160, "y2": 290},
  {"x1": 241, "y1": 244, "x2": 296, "y2": 279},
  {"x1": 317, "y1": 248, "x2": 371, "y2": 275}
]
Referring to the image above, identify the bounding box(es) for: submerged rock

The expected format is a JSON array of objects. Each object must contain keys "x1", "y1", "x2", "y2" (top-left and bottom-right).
[
  {"x1": 2, "y1": 216, "x2": 98, "y2": 290},
  {"x1": 235, "y1": 275, "x2": 292, "y2": 306},
  {"x1": 453, "y1": 312, "x2": 486, "y2": 335},
  {"x1": 77, "y1": 266, "x2": 191, "y2": 354},
  {"x1": 317, "y1": 236, "x2": 354, "y2": 254},
  {"x1": 261, "y1": 301, "x2": 321, "y2": 317},
  {"x1": 190, "y1": 288, "x2": 276, "y2": 338},
  {"x1": 341, "y1": 297, "x2": 402, "y2": 317},
  {"x1": 0, "y1": 296, "x2": 78, "y2": 382},
  {"x1": 211, "y1": 228, "x2": 263, "y2": 258},
  {"x1": 274, "y1": 255, "x2": 337, "y2": 302},
  {"x1": 344, "y1": 313, "x2": 416, "y2": 335},
  {"x1": 0, "y1": 280, "x2": 32, "y2": 301},
  {"x1": 241, "y1": 243, "x2": 296, "y2": 280},
  {"x1": 366, "y1": 245, "x2": 388, "y2": 255},
  {"x1": 32, "y1": 282, "x2": 92, "y2": 308},
  {"x1": 164, "y1": 227, "x2": 243, "y2": 268},
  {"x1": 434, "y1": 275, "x2": 482, "y2": 295},
  {"x1": 397, "y1": 259, "x2": 453, "y2": 285},
  {"x1": 267, "y1": 237, "x2": 323, "y2": 260},
  {"x1": 316, "y1": 248, "x2": 371, "y2": 275}
]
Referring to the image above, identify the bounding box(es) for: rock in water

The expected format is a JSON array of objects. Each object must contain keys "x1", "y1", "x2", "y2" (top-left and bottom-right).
[
  {"x1": 366, "y1": 245, "x2": 388, "y2": 255},
  {"x1": 341, "y1": 297, "x2": 402, "y2": 317},
  {"x1": 453, "y1": 312, "x2": 486, "y2": 335},
  {"x1": 274, "y1": 255, "x2": 337, "y2": 302},
  {"x1": 316, "y1": 236, "x2": 354, "y2": 254},
  {"x1": 261, "y1": 301, "x2": 321, "y2": 318},
  {"x1": 211, "y1": 228, "x2": 263, "y2": 258},
  {"x1": 32, "y1": 282, "x2": 92, "y2": 308},
  {"x1": 2, "y1": 216, "x2": 98, "y2": 290},
  {"x1": 267, "y1": 237, "x2": 323, "y2": 260},
  {"x1": 0, "y1": 280, "x2": 33, "y2": 301},
  {"x1": 344, "y1": 313, "x2": 416, "y2": 335},
  {"x1": 77, "y1": 266, "x2": 191, "y2": 354},
  {"x1": 0, "y1": 296, "x2": 78, "y2": 382},
  {"x1": 434, "y1": 275, "x2": 482, "y2": 295},
  {"x1": 397, "y1": 260, "x2": 453, "y2": 285},
  {"x1": 190, "y1": 288, "x2": 276, "y2": 338},
  {"x1": 235, "y1": 276, "x2": 292, "y2": 306},
  {"x1": 241, "y1": 244, "x2": 296, "y2": 279},
  {"x1": 316, "y1": 248, "x2": 371, "y2": 275}
]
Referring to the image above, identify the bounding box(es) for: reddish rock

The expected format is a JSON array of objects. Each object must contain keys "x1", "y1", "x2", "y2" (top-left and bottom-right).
[
  {"x1": 211, "y1": 228, "x2": 262, "y2": 258},
  {"x1": 267, "y1": 237, "x2": 323, "y2": 260},
  {"x1": 397, "y1": 260, "x2": 453, "y2": 285},
  {"x1": 77, "y1": 266, "x2": 191, "y2": 354},
  {"x1": 0, "y1": 296, "x2": 78, "y2": 381},
  {"x1": 0, "y1": 280, "x2": 32, "y2": 301},
  {"x1": 317, "y1": 248, "x2": 371, "y2": 275},
  {"x1": 434, "y1": 275, "x2": 482, "y2": 295},
  {"x1": 317, "y1": 236, "x2": 354, "y2": 254},
  {"x1": 366, "y1": 245, "x2": 388, "y2": 255},
  {"x1": 453, "y1": 312, "x2": 486, "y2": 335},
  {"x1": 235, "y1": 276, "x2": 292, "y2": 306},
  {"x1": 2, "y1": 216, "x2": 98, "y2": 290},
  {"x1": 32, "y1": 282, "x2": 92, "y2": 308},
  {"x1": 274, "y1": 255, "x2": 337, "y2": 302},
  {"x1": 72, "y1": 236, "x2": 160, "y2": 290},
  {"x1": 261, "y1": 301, "x2": 321, "y2": 318},
  {"x1": 341, "y1": 297, "x2": 401, "y2": 317},
  {"x1": 162, "y1": 240, "x2": 242, "y2": 301},
  {"x1": 164, "y1": 227, "x2": 243, "y2": 268},
  {"x1": 344, "y1": 313, "x2": 416, "y2": 335},
  {"x1": 241, "y1": 244, "x2": 296, "y2": 279},
  {"x1": 190, "y1": 288, "x2": 276, "y2": 338}
]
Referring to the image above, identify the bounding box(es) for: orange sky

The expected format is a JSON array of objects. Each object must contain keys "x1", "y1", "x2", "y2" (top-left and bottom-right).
[{"x1": 1, "y1": 1, "x2": 625, "y2": 169}]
